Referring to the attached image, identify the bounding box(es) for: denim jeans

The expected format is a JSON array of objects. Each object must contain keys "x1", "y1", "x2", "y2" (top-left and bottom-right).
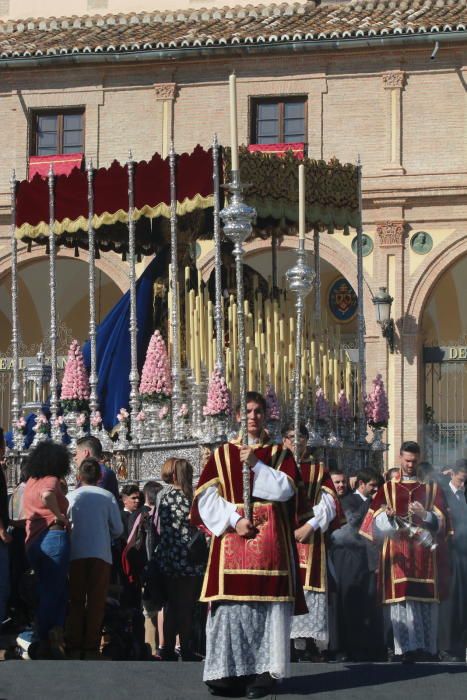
[
  {"x1": 0, "y1": 539, "x2": 10, "y2": 623},
  {"x1": 27, "y1": 529, "x2": 70, "y2": 640}
]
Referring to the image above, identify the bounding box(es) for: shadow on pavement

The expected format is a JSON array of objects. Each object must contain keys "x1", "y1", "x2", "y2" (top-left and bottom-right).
[{"x1": 279, "y1": 663, "x2": 467, "y2": 695}]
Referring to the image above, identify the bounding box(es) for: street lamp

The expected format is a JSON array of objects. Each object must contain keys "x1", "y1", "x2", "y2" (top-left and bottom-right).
[{"x1": 373, "y1": 286, "x2": 395, "y2": 353}]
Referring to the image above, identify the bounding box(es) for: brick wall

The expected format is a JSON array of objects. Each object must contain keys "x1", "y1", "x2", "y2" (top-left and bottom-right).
[{"x1": 0, "y1": 43, "x2": 465, "y2": 453}]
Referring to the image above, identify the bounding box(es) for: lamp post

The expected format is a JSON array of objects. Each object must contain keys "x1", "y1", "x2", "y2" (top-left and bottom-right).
[{"x1": 373, "y1": 287, "x2": 395, "y2": 353}]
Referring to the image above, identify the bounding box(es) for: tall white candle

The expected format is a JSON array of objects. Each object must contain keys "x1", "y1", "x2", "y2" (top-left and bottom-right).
[
  {"x1": 229, "y1": 72, "x2": 239, "y2": 172},
  {"x1": 299, "y1": 163, "x2": 305, "y2": 241}
]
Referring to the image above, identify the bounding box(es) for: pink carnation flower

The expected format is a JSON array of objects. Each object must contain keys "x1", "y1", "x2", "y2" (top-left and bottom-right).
[
  {"x1": 139, "y1": 330, "x2": 172, "y2": 399},
  {"x1": 90, "y1": 411, "x2": 102, "y2": 428},
  {"x1": 315, "y1": 387, "x2": 330, "y2": 421},
  {"x1": 60, "y1": 339, "x2": 90, "y2": 401},
  {"x1": 203, "y1": 369, "x2": 231, "y2": 417},
  {"x1": 337, "y1": 390, "x2": 351, "y2": 422},
  {"x1": 117, "y1": 408, "x2": 129, "y2": 422},
  {"x1": 365, "y1": 374, "x2": 389, "y2": 428},
  {"x1": 265, "y1": 385, "x2": 281, "y2": 422}
]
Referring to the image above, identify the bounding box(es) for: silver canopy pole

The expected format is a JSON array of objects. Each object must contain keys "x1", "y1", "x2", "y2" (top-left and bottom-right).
[
  {"x1": 356, "y1": 159, "x2": 368, "y2": 452},
  {"x1": 169, "y1": 142, "x2": 184, "y2": 440},
  {"x1": 87, "y1": 159, "x2": 99, "y2": 417},
  {"x1": 212, "y1": 135, "x2": 225, "y2": 372},
  {"x1": 10, "y1": 170, "x2": 22, "y2": 449},
  {"x1": 48, "y1": 164, "x2": 60, "y2": 442},
  {"x1": 127, "y1": 152, "x2": 140, "y2": 440}
]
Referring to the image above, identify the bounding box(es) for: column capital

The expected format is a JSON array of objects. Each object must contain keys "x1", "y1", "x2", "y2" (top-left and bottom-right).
[
  {"x1": 382, "y1": 71, "x2": 406, "y2": 90},
  {"x1": 376, "y1": 221, "x2": 407, "y2": 248},
  {"x1": 154, "y1": 82, "x2": 177, "y2": 101}
]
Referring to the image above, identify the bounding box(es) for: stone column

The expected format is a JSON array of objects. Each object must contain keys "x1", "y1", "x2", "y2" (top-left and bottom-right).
[
  {"x1": 382, "y1": 71, "x2": 406, "y2": 175},
  {"x1": 154, "y1": 83, "x2": 177, "y2": 159},
  {"x1": 375, "y1": 220, "x2": 407, "y2": 465}
]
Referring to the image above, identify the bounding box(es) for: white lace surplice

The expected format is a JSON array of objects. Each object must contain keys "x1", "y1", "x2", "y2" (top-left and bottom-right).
[{"x1": 203, "y1": 601, "x2": 293, "y2": 681}]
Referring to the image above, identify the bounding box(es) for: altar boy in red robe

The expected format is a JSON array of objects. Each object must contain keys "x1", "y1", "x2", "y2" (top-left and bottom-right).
[
  {"x1": 191, "y1": 391, "x2": 304, "y2": 698},
  {"x1": 282, "y1": 424, "x2": 343, "y2": 659},
  {"x1": 360, "y1": 441, "x2": 450, "y2": 662}
]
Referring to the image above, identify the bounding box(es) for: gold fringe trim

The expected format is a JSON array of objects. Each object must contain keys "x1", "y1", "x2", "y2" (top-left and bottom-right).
[{"x1": 15, "y1": 193, "x2": 214, "y2": 240}]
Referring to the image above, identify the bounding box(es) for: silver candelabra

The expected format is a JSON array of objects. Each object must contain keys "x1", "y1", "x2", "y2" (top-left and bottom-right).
[
  {"x1": 286, "y1": 239, "x2": 315, "y2": 462},
  {"x1": 220, "y1": 169, "x2": 255, "y2": 522}
]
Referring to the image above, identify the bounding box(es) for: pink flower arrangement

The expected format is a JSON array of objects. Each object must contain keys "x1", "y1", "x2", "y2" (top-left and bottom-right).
[
  {"x1": 158, "y1": 405, "x2": 169, "y2": 420},
  {"x1": 265, "y1": 385, "x2": 281, "y2": 422},
  {"x1": 203, "y1": 369, "x2": 231, "y2": 417},
  {"x1": 139, "y1": 330, "x2": 172, "y2": 402},
  {"x1": 76, "y1": 413, "x2": 87, "y2": 427},
  {"x1": 315, "y1": 387, "x2": 330, "y2": 422},
  {"x1": 53, "y1": 416, "x2": 64, "y2": 429},
  {"x1": 90, "y1": 411, "x2": 103, "y2": 428},
  {"x1": 365, "y1": 374, "x2": 389, "y2": 428},
  {"x1": 337, "y1": 390, "x2": 351, "y2": 423},
  {"x1": 178, "y1": 403, "x2": 189, "y2": 418},
  {"x1": 117, "y1": 408, "x2": 129, "y2": 423},
  {"x1": 136, "y1": 411, "x2": 146, "y2": 422},
  {"x1": 61, "y1": 339, "x2": 90, "y2": 412}
]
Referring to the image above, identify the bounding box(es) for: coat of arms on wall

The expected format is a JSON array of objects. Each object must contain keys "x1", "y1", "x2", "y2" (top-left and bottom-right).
[{"x1": 328, "y1": 277, "x2": 358, "y2": 323}]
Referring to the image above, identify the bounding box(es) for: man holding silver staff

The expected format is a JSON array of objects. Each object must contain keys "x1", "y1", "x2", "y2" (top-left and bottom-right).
[
  {"x1": 360, "y1": 441, "x2": 450, "y2": 663},
  {"x1": 190, "y1": 391, "x2": 305, "y2": 699},
  {"x1": 282, "y1": 423, "x2": 343, "y2": 662}
]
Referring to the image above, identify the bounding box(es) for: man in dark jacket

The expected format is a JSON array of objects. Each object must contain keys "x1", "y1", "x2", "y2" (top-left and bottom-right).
[
  {"x1": 439, "y1": 460, "x2": 467, "y2": 661},
  {"x1": 75, "y1": 436, "x2": 119, "y2": 500},
  {"x1": 330, "y1": 468, "x2": 382, "y2": 661}
]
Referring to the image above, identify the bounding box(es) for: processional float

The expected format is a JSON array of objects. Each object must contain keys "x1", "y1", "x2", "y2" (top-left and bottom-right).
[{"x1": 6, "y1": 76, "x2": 387, "y2": 488}]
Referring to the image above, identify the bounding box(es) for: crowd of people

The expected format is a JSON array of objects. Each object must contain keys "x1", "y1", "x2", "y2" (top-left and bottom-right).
[{"x1": 0, "y1": 397, "x2": 466, "y2": 697}]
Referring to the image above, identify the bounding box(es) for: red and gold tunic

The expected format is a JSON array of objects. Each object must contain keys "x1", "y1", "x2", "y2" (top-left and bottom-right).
[
  {"x1": 296, "y1": 461, "x2": 344, "y2": 592},
  {"x1": 360, "y1": 476, "x2": 449, "y2": 604},
  {"x1": 191, "y1": 440, "x2": 304, "y2": 608}
]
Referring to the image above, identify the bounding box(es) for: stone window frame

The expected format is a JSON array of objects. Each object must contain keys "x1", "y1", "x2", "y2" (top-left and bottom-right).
[
  {"x1": 249, "y1": 94, "x2": 308, "y2": 147},
  {"x1": 29, "y1": 107, "x2": 86, "y2": 157}
]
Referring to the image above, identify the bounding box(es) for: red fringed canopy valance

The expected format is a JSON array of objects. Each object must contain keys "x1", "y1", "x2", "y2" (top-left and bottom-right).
[{"x1": 16, "y1": 145, "x2": 214, "y2": 241}]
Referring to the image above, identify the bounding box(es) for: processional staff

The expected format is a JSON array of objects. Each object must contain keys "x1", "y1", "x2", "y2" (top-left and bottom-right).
[
  {"x1": 286, "y1": 164, "x2": 314, "y2": 462},
  {"x1": 10, "y1": 170, "x2": 23, "y2": 453},
  {"x1": 127, "y1": 152, "x2": 140, "y2": 441},
  {"x1": 48, "y1": 164, "x2": 61, "y2": 443},
  {"x1": 220, "y1": 72, "x2": 255, "y2": 521},
  {"x1": 86, "y1": 159, "x2": 99, "y2": 418}
]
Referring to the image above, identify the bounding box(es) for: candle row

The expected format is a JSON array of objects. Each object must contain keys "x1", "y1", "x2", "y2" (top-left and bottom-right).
[{"x1": 180, "y1": 266, "x2": 358, "y2": 412}]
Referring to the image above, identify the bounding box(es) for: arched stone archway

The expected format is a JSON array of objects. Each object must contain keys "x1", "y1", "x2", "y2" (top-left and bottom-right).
[
  {"x1": 405, "y1": 230, "x2": 467, "y2": 334},
  {"x1": 0, "y1": 245, "x2": 129, "y2": 294},
  {"x1": 401, "y1": 230, "x2": 467, "y2": 449}
]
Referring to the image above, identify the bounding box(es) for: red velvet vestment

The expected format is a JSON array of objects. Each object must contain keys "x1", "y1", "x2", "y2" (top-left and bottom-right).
[
  {"x1": 360, "y1": 477, "x2": 449, "y2": 604},
  {"x1": 296, "y1": 462, "x2": 344, "y2": 592},
  {"x1": 191, "y1": 441, "x2": 305, "y2": 609}
]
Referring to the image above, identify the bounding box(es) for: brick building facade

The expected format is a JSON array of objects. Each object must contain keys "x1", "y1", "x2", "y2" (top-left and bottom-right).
[{"x1": 0, "y1": 0, "x2": 465, "y2": 467}]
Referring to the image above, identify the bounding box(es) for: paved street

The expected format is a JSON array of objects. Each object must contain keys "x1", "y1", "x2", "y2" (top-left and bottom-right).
[{"x1": 1, "y1": 661, "x2": 466, "y2": 700}]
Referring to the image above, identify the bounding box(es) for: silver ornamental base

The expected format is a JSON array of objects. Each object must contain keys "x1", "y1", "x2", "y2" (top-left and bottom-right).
[
  {"x1": 159, "y1": 418, "x2": 171, "y2": 442},
  {"x1": 92, "y1": 426, "x2": 114, "y2": 454},
  {"x1": 12, "y1": 427, "x2": 25, "y2": 451},
  {"x1": 371, "y1": 427, "x2": 385, "y2": 451},
  {"x1": 203, "y1": 415, "x2": 228, "y2": 444},
  {"x1": 32, "y1": 429, "x2": 49, "y2": 447},
  {"x1": 64, "y1": 411, "x2": 80, "y2": 450},
  {"x1": 327, "y1": 431, "x2": 343, "y2": 448},
  {"x1": 117, "y1": 420, "x2": 130, "y2": 449}
]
